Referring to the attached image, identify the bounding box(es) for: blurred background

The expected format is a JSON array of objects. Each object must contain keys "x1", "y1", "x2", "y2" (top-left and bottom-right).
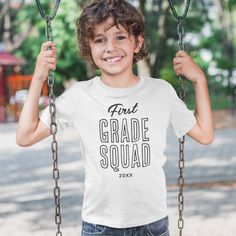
[{"x1": 0, "y1": 0, "x2": 236, "y2": 236}]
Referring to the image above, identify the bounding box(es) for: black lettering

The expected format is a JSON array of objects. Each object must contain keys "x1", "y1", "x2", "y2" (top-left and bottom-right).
[
  {"x1": 131, "y1": 118, "x2": 140, "y2": 142},
  {"x1": 120, "y1": 119, "x2": 130, "y2": 142},
  {"x1": 108, "y1": 103, "x2": 122, "y2": 117},
  {"x1": 110, "y1": 145, "x2": 119, "y2": 172},
  {"x1": 120, "y1": 144, "x2": 129, "y2": 168},
  {"x1": 99, "y1": 119, "x2": 109, "y2": 143},
  {"x1": 110, "y1": 119, "x2": 119, "y2": 143},
  {"x1": 100, "y1": 145, "x2": 109, "y2": 168},
  {"x1": 142, "y1": 143, "x2": 151, "y2": 167},
  {"x1": 141, "y1": 118, "x2": 149, "y2": 141},
  {"x1": 131, "y1": 144, "x2": 141, "y2": 168}
]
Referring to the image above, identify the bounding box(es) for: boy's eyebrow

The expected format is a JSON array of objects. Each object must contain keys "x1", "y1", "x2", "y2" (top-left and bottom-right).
[
  {"x1": 115, "y1": 30, "x2": 128, "y2": 35},
  {"x1": 94, "y1": 30, "x2": 128, "y2": 38},
  {"x1": 94, "y1": 33, "x2": 104, "y2": 38}
]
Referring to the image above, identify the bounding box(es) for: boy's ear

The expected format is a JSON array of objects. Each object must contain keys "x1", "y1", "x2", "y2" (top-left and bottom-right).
[{"x1": 134, "y1": 35, "x2": 144, "y2": 53}]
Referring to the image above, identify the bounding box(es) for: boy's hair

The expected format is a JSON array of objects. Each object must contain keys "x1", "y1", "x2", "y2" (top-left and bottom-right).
[{"x1": 76, "y1": 0, "x2": 147, "y2": 67}]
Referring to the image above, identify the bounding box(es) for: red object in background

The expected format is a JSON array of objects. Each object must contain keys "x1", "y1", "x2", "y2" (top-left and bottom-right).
[
  {"x1": 7, "y1": 75, "x2": 48, "y2": 98},
  {"x1": 0, "y1": 51, "x2": 26, "y2": 122},
  {"x1": 0, "y1": 52, "x2": 48, "y2": 122},
  {"x1": 0, "y1": 52, "x2": 26, "y2": 66},
  {"x1": 0, "y1": 52, "x2": 26, "y2": 106},
  {"x1": 7, "y1": 75, "x2": 48, "y2": 122}
]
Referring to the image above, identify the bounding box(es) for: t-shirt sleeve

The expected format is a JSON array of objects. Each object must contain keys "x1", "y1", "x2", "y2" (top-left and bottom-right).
[
  {"x1": 168, "y1": 83, "x2": 197, "y2": 138},
  {"x1": 40, "y1": 92, "x2": 73, "y2": 135}
]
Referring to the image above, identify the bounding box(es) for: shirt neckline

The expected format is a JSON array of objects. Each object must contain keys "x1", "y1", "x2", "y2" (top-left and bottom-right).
[{"x1": 93, "y1": 76, "x2": 145, "y2": 98}]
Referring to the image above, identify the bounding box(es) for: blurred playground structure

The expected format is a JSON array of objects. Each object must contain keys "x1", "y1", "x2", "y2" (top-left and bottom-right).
[
  {"x1": 0, "y1": 50, "x2": 48, "y2": 122},
  {"x1": 0, "y1": 0, "x2": 236, "y2": 126},
  {"x1": 0, "y1": 48, "x2": 236, "y2": 128}
]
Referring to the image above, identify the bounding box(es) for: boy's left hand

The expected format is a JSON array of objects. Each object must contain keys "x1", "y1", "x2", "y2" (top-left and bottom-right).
[{"x1": 173, "y1": 50, "x2": 205, "y2": 84}]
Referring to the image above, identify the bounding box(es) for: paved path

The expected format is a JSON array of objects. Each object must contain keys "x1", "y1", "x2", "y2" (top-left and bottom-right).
[{"x1": 0, "y1": 123, "x2": 235, "y2": 236}]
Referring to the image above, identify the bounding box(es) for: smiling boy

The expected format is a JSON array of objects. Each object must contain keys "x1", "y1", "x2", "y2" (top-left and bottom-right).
[
  {"x1": 88, "y1": 16, "x2": 143, "y2": 87},
  {"x1": 16, "y1": 0, "x2": 213, "y2": 235}
]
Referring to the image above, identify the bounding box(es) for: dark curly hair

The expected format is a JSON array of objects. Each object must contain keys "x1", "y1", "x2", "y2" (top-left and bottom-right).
[{"x1": 76, "y1": 0, "x2": 147, "y2": 67}]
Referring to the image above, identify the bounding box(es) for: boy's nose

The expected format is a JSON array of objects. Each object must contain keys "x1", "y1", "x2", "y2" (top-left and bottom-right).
[{"x1": 104, "y1": 39, "x2": 116, "y2": 52}]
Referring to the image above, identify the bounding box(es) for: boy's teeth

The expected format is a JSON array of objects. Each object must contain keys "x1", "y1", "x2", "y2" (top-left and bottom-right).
[{"x1": 106, "y1": 56, "x2": 122, "y2": 62}]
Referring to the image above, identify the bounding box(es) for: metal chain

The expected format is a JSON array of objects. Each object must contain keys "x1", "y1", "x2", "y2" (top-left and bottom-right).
[
  {"x1": 168, "y1": 0, "x2": 190, "y2": 20},
  {"x1": 36, "y1": 0, "x2": 60, "y2": 21},
  {"x1": 35, "y1": 1, "x2": 62, "y2": 236},
  {"x1": 168, "y1": 1, "x2": 191, "y2": 236}
]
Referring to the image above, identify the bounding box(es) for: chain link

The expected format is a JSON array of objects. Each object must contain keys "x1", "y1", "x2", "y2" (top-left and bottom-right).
[
  {"x1": 168, "y1": 1, "x2": 191, "y2": 236},
  {"x1": 177, "y1": 19, "x2": 184, "y2": 51},
  {"x1": 36, "y1": 0, "x2": 61, "y2": 21},
  {"x1": 35, "y1": 1, "x2": 62, "y2": 236},
  {"x1": 168, "y1": 0, "x2": 190, "y2": 20},
  {"x1": 178, "y1": 136, "x2": 185, "y2": 235}
]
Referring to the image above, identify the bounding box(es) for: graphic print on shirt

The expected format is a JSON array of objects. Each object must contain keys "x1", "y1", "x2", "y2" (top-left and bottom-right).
[{"x1": 98, "y1": 102, "x2": 151, "y2": 178}]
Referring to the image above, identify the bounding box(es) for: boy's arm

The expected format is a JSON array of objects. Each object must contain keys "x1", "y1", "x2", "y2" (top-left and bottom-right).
[
  {"x1": 187, "y1": 76, "x2": 214, "y2": 144},
  {"x1": 16, "y1": 41, "x2": 56, "y2": 147},
  {"x1": 16, "y1": 78, "x2": 51, "y2": 146},
  {"x1": 173, "y1": 50, "x2": 214, "y2": 144}
]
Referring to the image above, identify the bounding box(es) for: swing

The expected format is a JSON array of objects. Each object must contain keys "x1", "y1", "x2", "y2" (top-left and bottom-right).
[
  {"x1": 35, "y1": 1, "x2": 62, "y2": 236},
  {"x1": 35, "y1": 1, "x2": 191, "y2": 236},
  {"x1": 168, "y1": 1, "x2": 191, "y2": 236}
]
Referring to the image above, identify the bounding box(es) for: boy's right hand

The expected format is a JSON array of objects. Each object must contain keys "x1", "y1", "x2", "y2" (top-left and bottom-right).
[{"x1": 33, "y1": 41, "x2": 57, "y2": 82}]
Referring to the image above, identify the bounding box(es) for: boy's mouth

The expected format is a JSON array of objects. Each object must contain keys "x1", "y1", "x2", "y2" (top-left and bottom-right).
[{"x1": 104, "y1": 56, "x2": 123, "y2": 63}]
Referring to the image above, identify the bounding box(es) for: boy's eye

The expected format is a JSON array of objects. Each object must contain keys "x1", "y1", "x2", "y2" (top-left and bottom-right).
[
  {"x1": 116, "y1": 35, "x2": 127, "y2": 40},
  {"x1": 94, "y1": 38, "x2": 105, "y2": 44}
]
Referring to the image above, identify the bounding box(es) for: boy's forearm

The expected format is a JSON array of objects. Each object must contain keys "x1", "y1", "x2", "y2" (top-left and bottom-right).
[
  {"x1": 16, "y1": 76, "x2": 44, "y2": 142},
  {"x1": 192, "y1": 76, "x2": 214, "y2": 138}
]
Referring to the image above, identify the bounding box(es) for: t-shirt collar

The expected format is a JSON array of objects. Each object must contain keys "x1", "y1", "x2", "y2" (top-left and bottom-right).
[{"x1": 93, "y1": 76, "x2": 145, "y2": 98}]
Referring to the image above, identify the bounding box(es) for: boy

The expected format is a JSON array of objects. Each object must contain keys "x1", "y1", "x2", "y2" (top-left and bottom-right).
[{"x1": 16, "y1": 0, "x2": 214, "y2": 235}]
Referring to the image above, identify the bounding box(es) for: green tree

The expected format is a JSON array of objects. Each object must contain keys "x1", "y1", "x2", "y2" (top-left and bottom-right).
[
  {"x1": 133, "y1": 0, "x2": 209, "y2": 104},
  {"x1": 7, "y1": 0, "x2": 236, "y2": 110},
  {"x1": 0, "y1": 0, "x2": 37, "y2": 52},
  {"x1": 14, "y1": 0, "x2": 88, "y2": 95},
  {"x1": 199, "y1": 0, "x2": 236, "y2": 110}
]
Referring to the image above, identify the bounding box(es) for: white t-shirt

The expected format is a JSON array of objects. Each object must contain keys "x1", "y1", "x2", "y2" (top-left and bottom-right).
[{"x1": 40, "y1": 76, "x2": 196, "y2": 228}]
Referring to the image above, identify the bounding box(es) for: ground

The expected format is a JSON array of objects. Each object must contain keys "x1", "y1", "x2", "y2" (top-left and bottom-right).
[
  {"x1": 212, "y1": 109, "x2": 236, "y2": 129},
  {"x1": 0, "y1": 110, "x2": 235, "y2": 236}
]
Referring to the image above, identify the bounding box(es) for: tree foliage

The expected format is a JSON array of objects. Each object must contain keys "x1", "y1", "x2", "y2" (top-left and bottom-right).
[{"x1": 1, "y1": 0, "x2": 236, "y2": 108}]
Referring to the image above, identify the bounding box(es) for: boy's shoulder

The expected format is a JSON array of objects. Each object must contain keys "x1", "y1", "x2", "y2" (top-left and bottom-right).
[
  {"x1": 64, "y1": 78, "x2": 95, "y2": 93},
  {"x1": 71, "y1": 78, "x2": 93, "y2": 88},
  {"x1": 58, "y1": 78, "x2": 95, "y2": 101},
  {"x1": 145, "y1": 77, "x2": 174, "y2": 90}
]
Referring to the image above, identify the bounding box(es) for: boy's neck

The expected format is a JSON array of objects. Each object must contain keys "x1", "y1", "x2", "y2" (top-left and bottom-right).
[{"x1": 100, "y1": 74, "x2": 140, "y2": 88}]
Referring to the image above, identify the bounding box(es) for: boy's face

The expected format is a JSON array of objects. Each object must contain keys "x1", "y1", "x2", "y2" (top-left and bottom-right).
[{"x1": 89, "y1": 17, "x2": 143, "y2": 78}]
